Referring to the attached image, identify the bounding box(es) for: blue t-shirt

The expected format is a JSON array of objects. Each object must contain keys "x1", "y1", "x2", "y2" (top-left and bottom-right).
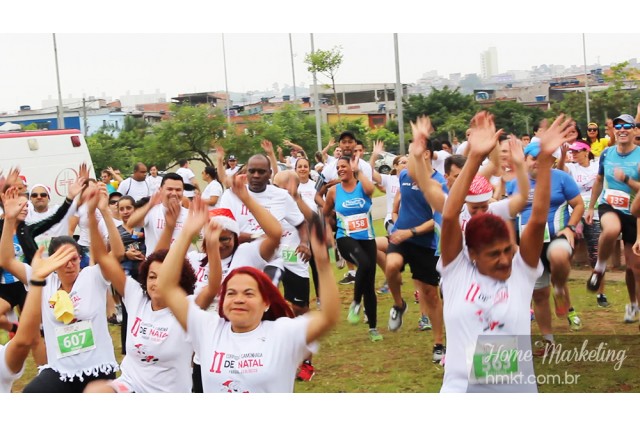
[
  {"x1": 597, "y1": 146, "x2": 640, "y2": 215},
  {"x1": 1, "y1": 235, "x2": 25, "y2": 285},
  {"x1": 506, "y1": 168, "x2": 580, "y2": 237},
  {"x1": 335, "y1": 181, "x2": 375, "y2": 240},
  {"x1": 392, "y1": 169, "x2": 447, "y2": 250}
]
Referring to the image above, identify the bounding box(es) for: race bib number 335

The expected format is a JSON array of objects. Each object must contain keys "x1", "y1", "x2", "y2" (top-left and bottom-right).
[{"x1": 55, "y1": 321, "x2": 96, "y2": 359}]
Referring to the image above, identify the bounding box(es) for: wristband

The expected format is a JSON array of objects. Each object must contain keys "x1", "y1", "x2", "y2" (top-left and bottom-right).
[
  {"x1": 30, "y1": 279, "x2": 47, "y2": 287},
  {"x1": 624, "y1": 175, "x2": 630, "y2": 184}
]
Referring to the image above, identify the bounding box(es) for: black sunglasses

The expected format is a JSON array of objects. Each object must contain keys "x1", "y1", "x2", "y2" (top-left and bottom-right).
[
  {"x1": 30, "y1": 192, "x2": 48, "y2": 198},
  {"x1": 109, "y1": 199, "x2": 120, "y2": 205}
]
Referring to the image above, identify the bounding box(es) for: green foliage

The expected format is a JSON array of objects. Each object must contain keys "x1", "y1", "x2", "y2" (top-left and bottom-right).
[
  {"x1": 487, "y1": 100, "x2": 546, "y2": 136},
  {"x1": 366, "y1": 126, "x2": 400, "y2": 153},
  {"x1": 87, "y1": 130, "x2": 136, "y2": 173},
  {"x1": 328, "y1": 118, "x2": 369, "y2": 144},
  {"x1": 604, "y1": 61, "x2": 632, "y2": 91},
  {"x1": 402, "y1": 87, "x2": 479, "y2": 135},
  {"x1": 305, "y1": 46, "x2": 344, "y2": 118}
]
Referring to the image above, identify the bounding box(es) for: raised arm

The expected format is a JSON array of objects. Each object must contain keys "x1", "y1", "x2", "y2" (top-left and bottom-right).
[
  {"x1": 304, "y1": 215, "x2": 340, "y2": 344},
  {"x1": 5, "y1": 246, "x2": 76, "y2": 374},
  {"x1": 352, "y1": 155, "x2": 375, "y2": 197},
  {"x1": 0, "y1": 188, "x2": 28, "y2": 283},
  {"x1": 154, "y1": 197, "x2": 180, "y2": 252},
  {"x1": 441, "y1": 112, "x2": 503, "y2": 267},
  {"x1": 320, "y1": 138, "x2": 335, "y2": 162},
  {"x1": 127, "y1": 189, "x2": 162, "y2": 228},
  {"x1": 87, "y1": 186, "x2": 126, "y2": 297},
  {"x1": 261, "y1": 140, "x2": 280, "y2": 181},
  {"x1": 194, "y1": 220, "x2": 223, "y2": 310},
  {"x1": 408, "y1": 117, "x2": 446, "y2": 214},
  {"x1": 520, "y1": 115, "x2": 574, "y2": 267},
  {"x1": 506, "y1": 135, "x2": 530, "y2": 218},
  {"x1": 157, "y1": 197, "x2": 210, "y2": 331},
  {"x1": 231, "y1": 175, "x2": 282, "y2": 262},
  {"x1": 369, "y1": 140, "x2": 384, "y2": 186}
]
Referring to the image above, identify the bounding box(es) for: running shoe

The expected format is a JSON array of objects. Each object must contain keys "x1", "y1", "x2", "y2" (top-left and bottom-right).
[
  {"x1": 418, "y1": 315, "x2": 432, "y2": 331},
  {"x1": 432, "y1": 344, "x2": 446, "y2": 363},
  {"x1": 623, "y1": 303, "x2": 639, "y2": 323},
  {"x1": 296, "y1": 361, "x2": 315, "y2": 381},
  {"x1": 413, "y1": 290, "x2": 420, "y2": 304},
  {"x1": 377, "y1": 282, "x2": 390, "y2": 295},
  {"x1": 586, "y1": 270, "x2": 604, "y2": 293},
  {"x1": 369, "y1": 328, "x2": 384, "y2": 342},
  {"x1": 567, "y1": 309, "x2": 583, "y2": 331},
  {"x1": 347, "y1": 301, "x2": 361, "y2": 325},
  {"x1": 339, "y1": 272, "x2": 356, "y2": 285},
  {"x1": 533, "y1": 339, "x2": 555, "y2": 358},
  {"x1": 388, "y1": 299, "x2": 408, "y2": 332},
  {"x1": 596, "y1": 294, "x2": 610, "y2": 308},
  {"x1": 553, "y1": 285, "x2": 569, "y2": 317}
]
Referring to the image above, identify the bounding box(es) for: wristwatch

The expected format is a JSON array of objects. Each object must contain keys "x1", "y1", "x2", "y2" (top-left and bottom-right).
[
  {"x1": 566, "y1": 225, "x2": 576, "y2": 233},
  {"x1": 410, "y1": 227, "x2": 418, "y2": 237},
  {"x1": 624, "y1": 174, "x2": 630, "y2": 184}
]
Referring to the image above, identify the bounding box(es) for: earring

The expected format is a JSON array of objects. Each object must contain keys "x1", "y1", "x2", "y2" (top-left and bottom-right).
[{"x1": 264, "y1": 307, "x2": 269, "y2": 312}]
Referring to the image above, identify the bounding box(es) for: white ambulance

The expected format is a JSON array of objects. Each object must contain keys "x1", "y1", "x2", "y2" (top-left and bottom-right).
[{"x1": 0, "y1": 127, "x2": 96, "y2": 204}]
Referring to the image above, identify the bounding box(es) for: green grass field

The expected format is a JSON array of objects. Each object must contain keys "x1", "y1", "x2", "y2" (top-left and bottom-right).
[{"x1": 4, "y1": 218, "x2": 639, "y2": 393}]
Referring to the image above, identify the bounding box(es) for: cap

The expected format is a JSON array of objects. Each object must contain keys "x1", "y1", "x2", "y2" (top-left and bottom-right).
[
  {"x1": 465, "y1": 175, "x2": 494, "y2": 203},
  {"x1": 228, "y1": 155, "x2": 237, "y2": 161},
  {"x1": 209, "y1": 208, "x2": 240, "y2": 235},
  {"x1": 109, "y1": 191, "x2": 123, "y2": 199},
  {"x1": 568, "y1": 141, "x2": 591, "y2": 152},
  {"x1": 29, "y1": 183, "x2": 51, "y2": 198},
  {"x1": 613, "y1": 114, "x2": 635, "y2": 125},
  {"x1": 523, "y1": 141, "x2": 541, "y2": 158}
]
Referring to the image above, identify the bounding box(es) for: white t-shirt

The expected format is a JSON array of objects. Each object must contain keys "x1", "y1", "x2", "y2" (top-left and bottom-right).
[
  {"x1": 118, "y1": 278, "x2": 193, "y2": 392},
  {"x1": 437, "y1": 250, "x2": 542, "y2": 393},
  {"x1": 380, "y1": 174, "x2": 400, "y2": 223},
  {"x1": 280, "y1": 221, "x2": 309, "y2": 278},
  {"x1": 187, "y1": 303, "x2": 317, "y2": 393},
  {"x1": 146, "y1": 175, "x2": 163, "y2": 195},
  {"x1": 321, "y1": 158, "x2": 373, "y2": 182},
  {"x1": 176, "y1": 167, "x2": 196, "y2": 198},
  {"x1": 565, "y1": 161, "x2": 599, "y2": 220},
  {"x1": 25, "y1": 264, "x2": 119, "y2": 381},
  {"x1": 0, "y1": 342, "x2": 25, "y2": 393},
  {"x1": 73, "y1": 204, "x2": 108, "y2": 247},
  {"x1": 432, "y1": 150, "x2": 452, "y2": 176},
  {"x1": 225, "y1": 166, "x2": 241, "y2": 177},
  {"x1": 143, "y1": 204, "x2": 189, "y2": 255},
  {"x1": 118, "y1": 178, "x2": 151, "y2": 202},
  {"x1": 297, "y1": 180, "x2": 318, "y2": 214},
  {"x1": 458, "y1": 198, "x2": 512, "y2": 232},
  {"x1": 202, "y1": 180, "x2": 224, "y2": 210}
]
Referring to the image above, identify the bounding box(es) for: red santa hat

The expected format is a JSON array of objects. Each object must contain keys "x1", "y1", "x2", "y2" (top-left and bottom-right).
[
  {"x1": 209, "y1": 208, "x2": 240, "y2": 235},
  {"x1": 465, "y1": 175, "x2": 494, "y2": 203}
]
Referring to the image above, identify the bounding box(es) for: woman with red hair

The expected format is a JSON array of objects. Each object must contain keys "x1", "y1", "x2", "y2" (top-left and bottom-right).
[
  {"x1": 434, "y1": 112, "x2": 573, "y2": 392},
  {"x1": 158, "y1": 197, "x2": 340, "y2": 393}
]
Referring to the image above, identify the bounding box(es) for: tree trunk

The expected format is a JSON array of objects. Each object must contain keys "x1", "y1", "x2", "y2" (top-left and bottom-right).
[{"x1": 331, "y1": 77, "x2": 340, "y2": 122}]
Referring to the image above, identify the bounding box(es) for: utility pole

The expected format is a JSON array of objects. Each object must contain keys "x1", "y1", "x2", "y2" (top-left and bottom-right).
[
  {"x1": 82, "y1": 97, "x2": 88, "y2": 136},
  {"x1": 583, "y1": 33, "x2": 591, "y2": 123},
  {"x1": 310, "y1": 34, "x2": 323, "y2": 152},
  {"x1": 53, "y1": 33, "x2": 65, "y2": 129},
  {"x1": 289, "y1": 34, "x2": 297, "y2": 101},
  {"x1": 222, "y1": 33, "x2": 231, "y2": 130},
  {"x1": 394, "y1": 34, "x2": 405, "y2": 155}
]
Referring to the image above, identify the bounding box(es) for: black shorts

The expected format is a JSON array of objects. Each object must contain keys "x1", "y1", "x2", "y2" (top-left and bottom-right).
[
  {"x1": 598, "y1": 204, "x2": 637, "y2": 245},
  {"x1": 282, "y1": 268, "x2": 310, "y2": 308},
  {"x1": 0, "y1": 281, "x2": 27, "y2": 310},
  {"x1": 387, "y1": 240, "x2": 440, "y2": 286},
  {"x1": 540, "y1": 235, "x2": 573, "y2": 272}
]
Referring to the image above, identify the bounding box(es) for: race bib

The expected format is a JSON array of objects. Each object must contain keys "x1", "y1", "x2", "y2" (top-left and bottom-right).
[
  {"x1": 344, "y1": 213, "x2": 369, "y2": 235},
  {"x1": 519, "y1": 217, "x2": 550, "y2": 243},
  {"x1": 469, "y1": 336, "x2": 520, "y2": 385},
  {"x1": 55, "y1": 321, "x2": 96, "y2": 359},
  {"x1": 281, "y1": 248, "x2": 298, "y2": 263},
  {"x1": 604, "y1": 189, "x2": 630, "y2": 210}
]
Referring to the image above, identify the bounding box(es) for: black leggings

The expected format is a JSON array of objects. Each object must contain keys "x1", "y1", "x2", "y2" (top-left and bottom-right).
[
  {"x1": 337, "y1": 237, "x2": 377, "y2": 329},
  {"x1": 23, "y1": 368, "x2": 116, "y2": 393}
]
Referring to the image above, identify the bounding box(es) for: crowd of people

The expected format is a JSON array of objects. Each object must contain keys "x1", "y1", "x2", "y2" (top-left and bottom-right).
[{"x1": 1, "y1": 103, "x2": 639, "y2": 393}]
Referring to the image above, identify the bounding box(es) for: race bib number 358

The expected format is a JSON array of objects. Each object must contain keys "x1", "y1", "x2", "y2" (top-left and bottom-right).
[{"x1": 55, "y1": 321, "x2": 96, "y2": 359}]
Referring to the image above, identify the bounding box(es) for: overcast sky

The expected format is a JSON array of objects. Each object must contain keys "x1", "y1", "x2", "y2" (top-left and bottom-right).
[{"x1": 2, "y1": 1, "x2": 638, "y2": 113}]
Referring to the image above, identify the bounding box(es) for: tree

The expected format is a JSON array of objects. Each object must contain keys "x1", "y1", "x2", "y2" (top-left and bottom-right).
[
  {"x1": 305, "y1": 46, "x2": 343, "y2": 120},
  {"x1": 139, "y1": 104, "x2": 227, "y2": 169},
  {"x1": 402, "y1": 87, "x2": 479, "y2": 132},
  {"x1": 487, "y1": 100, "x2": 546, "y2": 136}
]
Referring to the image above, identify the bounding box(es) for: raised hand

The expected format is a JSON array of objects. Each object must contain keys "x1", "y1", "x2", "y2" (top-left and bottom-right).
[
  {"x1": 327, "y1": 138, "x2": 336, "y2": 148},
  {"x1": 409, "y1": 115, "x2": 433, "y2": 157},
  {"x1": 372, "y1": 140, "x2": 385, "y2": 156},
  {"x1": 67, "y1": 163, "x2": 89, "y2": 199},
  {"x1": 31, "y1": 245, "x2": 78, "y2": 282},
  {"x1": 204, "y1": 219, "x2": 223, "y2": 250},
  {"x1": 165, "y1": 197, "x2": 181, "y2": 229},
  {"x1": 84, "y1": 186, "x2": 100, "y2": 213},
  {"x1": 276, "y1": 146, "x2": 283, "y2": 156},
  {"x1": 96, "y1": 183, "x2": 109, "y2": 212},
  {"x1": 508, "y1": 134, "x2": 525, "y2": 166},
  {"x1": 0, "y1": 186, "x2": 27, "y2": 220},
  {"x1": 468, "y1": 111, "x2": 503, "y2": 158},
  {"x1": 215, "y1": 144, "x2": 225, "y2": 160},
  {"x1": 231, "y1": 174, "x2": 250, "y2": 200},
  {"x1": 350, "y1": 154, "x2": 361, "y2": 172},
  {"x1": 261, "y1": 139, "x2": 274, "y2": 155},
  {"x1": 537, "y1": 114, "x2": 574, "y2": 160},
  {"x1": 183, "y1": 196, "x2": 208, "y2": 237}
]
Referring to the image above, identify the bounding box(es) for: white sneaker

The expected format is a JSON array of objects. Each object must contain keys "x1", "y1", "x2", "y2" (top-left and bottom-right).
[{"x1": 623, "y1": 304, "x2": 639, "y2": 323}]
